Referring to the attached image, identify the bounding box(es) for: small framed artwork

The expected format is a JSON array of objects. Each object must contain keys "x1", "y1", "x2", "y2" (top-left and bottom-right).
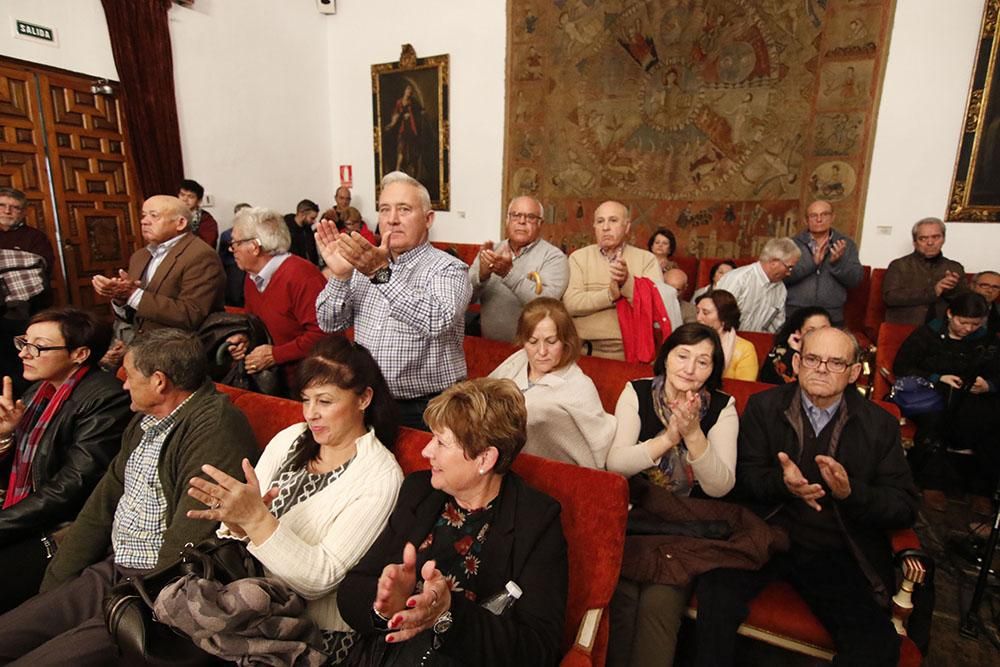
[
  {"x1": 372, "y1": 44, "x2": 450, "y2": 209},
  {"x1": 948, "y1": 0, "x2": 1000, "y2": 221}
]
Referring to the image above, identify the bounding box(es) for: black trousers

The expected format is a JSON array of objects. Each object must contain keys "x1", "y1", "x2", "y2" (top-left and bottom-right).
[
  {"x1": 0, "y1": 534, "x2": 50, "y2": 614},
  {"x1": 694, "y1": 547, "x2": 900, "y2": 667},
  {"x1": 395, "y1": 394, "x2": 437, "y2": 432}
]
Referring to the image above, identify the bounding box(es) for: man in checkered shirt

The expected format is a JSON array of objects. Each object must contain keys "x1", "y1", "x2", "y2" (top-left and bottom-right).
[
  {"x1": 315, "y1": 172, "x2": 471, "y2": 430},
  {"x1": 0, "y1": 329, "x2": 258, "y2": 663}
]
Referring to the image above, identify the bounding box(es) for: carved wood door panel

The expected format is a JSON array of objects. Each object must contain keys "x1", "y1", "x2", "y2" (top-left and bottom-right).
[
  {"x1": 0, "y1": 59, "x2": 142, "y2": 308},
  {"x1": 0, "y1": 63, "x2": 65, "y2": 303}
]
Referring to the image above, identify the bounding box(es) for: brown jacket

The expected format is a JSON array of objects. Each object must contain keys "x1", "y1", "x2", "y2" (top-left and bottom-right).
[
  {"x1": 882, "y1": 251, "x2": 966, "y2": 325},
  {"x1": 124, "y1": 232, "x2": 225, "y2": 335}
]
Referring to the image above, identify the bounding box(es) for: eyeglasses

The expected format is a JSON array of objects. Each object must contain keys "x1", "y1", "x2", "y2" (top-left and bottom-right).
[
  {"x1": 974, "y1": 281, "x2": 1000, "y2": 291},
  {"x1": 14, "y1": 336, "x2": 70, "y2": 357},
  {"x1": 799, "y1": 353, "x2": 851, "y2": 374},
  {"x1": 507, "y1": 212, "x2": 543, "y2": 224},
  {"x1": 0, "y1": 203, "x2": 24, "y2": 212},
  {"x1": 806, "y1": 211, "x2": 833, "y2": 220},
  {"x1": 228, "y1": 238, "x2": 259, "y2": 251},
  {"x1": 773, "y1": 259, "x2": 796, "y2": 272}
]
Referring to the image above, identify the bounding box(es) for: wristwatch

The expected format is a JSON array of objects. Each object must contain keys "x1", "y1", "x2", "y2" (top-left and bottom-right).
[{"x1": 369, "y1": 264, "x2": 392, "y2": 284}]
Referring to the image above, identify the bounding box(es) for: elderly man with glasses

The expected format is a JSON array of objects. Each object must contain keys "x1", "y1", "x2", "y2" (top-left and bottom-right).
[
  {"x1": 716, "y1": 237, "x2": 802, "y2": 333},
  {"x1": 694, "y1": 326, "x2": 919, "y2": 667},
  {"x1": 468, "y1": 196, "x2": 569, "y2": 342},
  {"x1": 970, "y1": 270, "x2": 1000, "y2": 335}
]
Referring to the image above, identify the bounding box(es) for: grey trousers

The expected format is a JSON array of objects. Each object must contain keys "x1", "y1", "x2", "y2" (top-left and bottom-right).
[
  {"x1": 0, "y1": 556, "x2": 141, "y2": 666},
  {"x1": 608, "y1": 578, "x2": 691, "y2": 667}
]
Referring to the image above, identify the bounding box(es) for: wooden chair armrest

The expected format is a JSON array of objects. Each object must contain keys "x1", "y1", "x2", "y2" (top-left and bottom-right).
[
  {"x1": 574, "y1": 607, "x2": 602, "y2": 654},
  {"x1": 891, "y1": 547, "x2": 933, "y2": 635}
]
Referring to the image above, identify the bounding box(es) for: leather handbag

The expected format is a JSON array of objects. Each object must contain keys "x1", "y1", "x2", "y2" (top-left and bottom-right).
[
  {"x1": 103, "y1": 537, "x2": 264, "y2": 666},
  {"x1": 889, "y1": 376, "x2": 945, "y2": 417}
]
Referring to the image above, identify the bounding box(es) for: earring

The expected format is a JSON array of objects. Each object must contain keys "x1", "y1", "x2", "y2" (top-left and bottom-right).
[{"x1": 478, "y1": 468, "x2": 485, "y2": 475}]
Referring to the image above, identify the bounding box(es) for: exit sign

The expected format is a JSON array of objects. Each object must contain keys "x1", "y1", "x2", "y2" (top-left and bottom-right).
[{"x1": 14, "y1": 20, "x2": 57, "y2": 45}]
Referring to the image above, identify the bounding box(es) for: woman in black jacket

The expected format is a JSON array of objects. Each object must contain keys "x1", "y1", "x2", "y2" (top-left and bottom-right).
[
  {"x1": 893, "y1": 292, "x2": 1000, "y2": 502},
  {"x1": 0, "y1": 308, "x2": 131, "y2": 611}
]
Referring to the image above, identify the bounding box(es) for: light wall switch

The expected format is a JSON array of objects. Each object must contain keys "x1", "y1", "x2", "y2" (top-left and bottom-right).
[
  {"x1": 202, "y1": 194, "x2": 214, "y2": 207},
  {"x1": 876, "y1": 226, "x2": 892, "y2": 235}
]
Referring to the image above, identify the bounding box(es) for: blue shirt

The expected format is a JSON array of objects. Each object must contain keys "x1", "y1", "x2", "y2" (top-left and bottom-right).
[{"x1": 800, "y1": 390, "x2": 842, "y2": 436}]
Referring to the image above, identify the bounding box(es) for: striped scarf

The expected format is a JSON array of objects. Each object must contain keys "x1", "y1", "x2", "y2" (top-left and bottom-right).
[{"x1": 3, "y1": 364, "x2": 89, "y2": 509}]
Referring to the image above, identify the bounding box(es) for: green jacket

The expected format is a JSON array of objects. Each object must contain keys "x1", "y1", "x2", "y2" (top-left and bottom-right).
[{"x1": 41, "y1": 382, "x2": 259, "y2": 591}]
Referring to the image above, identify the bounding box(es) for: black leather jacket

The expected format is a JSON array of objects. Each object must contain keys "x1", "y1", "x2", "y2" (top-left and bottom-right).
[{"x1": 0, "y1": 369, "x2": 132, "y2": 543}]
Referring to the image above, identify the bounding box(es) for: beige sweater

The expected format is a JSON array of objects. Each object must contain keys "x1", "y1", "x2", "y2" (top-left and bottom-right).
[{"x1": 563, "y1": 244, "x2": 664, "y2": 343}]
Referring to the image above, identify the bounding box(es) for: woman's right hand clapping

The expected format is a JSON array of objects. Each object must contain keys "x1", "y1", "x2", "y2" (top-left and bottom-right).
[{"x1": 0, "y1": 376, "x2": 25, "y2": 441}]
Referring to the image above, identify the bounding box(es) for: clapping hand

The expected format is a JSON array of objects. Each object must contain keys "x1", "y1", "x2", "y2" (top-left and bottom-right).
[
  {"x1": 92, "y1": 269, "x2": 140, "y2": 304},
  {"x1": 315, "y1": 219, "x2": 354, "y2": 280},
  {"x1": 935, "y1": 270, "x2": 961, "y2": 296},
  {"x1": 375, "y1": 542, "x2": 452, "y2": 644},
  {"x1": 777, "y1": 451, "x2": 825, "y2": 511},
  {"x1": 187, "y1": 459, "x2": 279, "y2": 542},
  {"x1": 828, "y1": 239, "x2": 847, "y2": 263},
  {"x1": 815, "y1": 455, "x2": 851, "y2": 499},
  {"x1": 337, "y1": 227, "x2": 391, "y2": 277},
  {"x1": 0, "y1": 376, "x2": 24, "y2": 440},
  {"x1": 668, "y1": 390, "x2": 702, "y2": 439}
]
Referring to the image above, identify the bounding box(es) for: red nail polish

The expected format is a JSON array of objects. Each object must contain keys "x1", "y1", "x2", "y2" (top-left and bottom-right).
[
  {"x1": 406, "y1": 600, "x2": 415, "y2": 608},
  {"x1": 386, "y1": 636, "x2": 395, "y2": 643}
]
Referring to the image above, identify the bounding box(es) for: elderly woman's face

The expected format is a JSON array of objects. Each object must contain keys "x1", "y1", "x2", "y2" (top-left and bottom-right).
[
  {"x1": 665, "y1": 339, "x2": 714, "y2": 395},
  {"x1": 422, "y1": 426, "x2": 486, "y2": 496},
  {"x1": 695, "y1": 299, "x2": 723, "y2": 332},
  {"x1": 524, "y1": 316, "x2": 563, "y2": 378},
  {"x1": 650, "y1": 233, "x2": 672, "y2": 258}
]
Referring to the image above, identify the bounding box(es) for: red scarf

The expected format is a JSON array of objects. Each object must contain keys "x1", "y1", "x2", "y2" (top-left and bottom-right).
[
  {"x1": 3, "y1": 364, "x2": 90, "y2": 509},
  {"x1": 616, "y1": 277, "x2": 671, "y2": 363}
]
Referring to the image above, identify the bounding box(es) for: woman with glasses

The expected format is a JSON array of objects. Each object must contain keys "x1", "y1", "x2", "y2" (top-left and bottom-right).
[{"x1": 0, "y1": 307, "x2": 131, "y2": 612}]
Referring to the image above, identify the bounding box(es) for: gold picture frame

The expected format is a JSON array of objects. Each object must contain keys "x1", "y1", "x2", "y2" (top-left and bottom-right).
[
  {"x1": 372, "y1": 45, "x2": 450, "y2": 210},
  {"x1": 948, "y1": 0, "x2": 1000, "y2": 221}
]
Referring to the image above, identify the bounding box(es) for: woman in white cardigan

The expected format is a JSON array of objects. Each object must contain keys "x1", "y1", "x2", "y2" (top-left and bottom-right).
[
  {"x1": 489, "y1": 297, "x2": 617, "y2": 468},
  {"x1": 187, "y1": 336, "x2": 403, "y2": 663}
]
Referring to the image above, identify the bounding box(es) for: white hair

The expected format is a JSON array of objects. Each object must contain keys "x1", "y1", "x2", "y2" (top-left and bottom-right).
[
  {"x1": 759, "y1": 237, "x2": 801, "y2": 263},
  {"x1": 232, "y1": 207, "x2": 291, "y2": 255},
  {"x1": 381, "y1": 171, "x2": 432, "y2": 211}
]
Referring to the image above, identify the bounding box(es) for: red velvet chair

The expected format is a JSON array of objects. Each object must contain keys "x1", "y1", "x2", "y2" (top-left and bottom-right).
[
  {"x1": 844, "y1": 265, "x2": 872, "y2": 345},
  {"x1": 394, "y1": 427, "x2": 629, "y2": 667},
  {"x1": 864, "y1": 268, "x2": 888, "y2": 342},
  {"x1": 735, "y1": 330, "x2": 773, "y2": 377},
  {"x1": 430, "y1": 240, "x2": 480, "y2": 267},
  {"x1": 670, "y1": 255, "x2": 699, "y2": 301},
  {"x1": 873, "y1": 322, "x2": 918, "y2": 402}
]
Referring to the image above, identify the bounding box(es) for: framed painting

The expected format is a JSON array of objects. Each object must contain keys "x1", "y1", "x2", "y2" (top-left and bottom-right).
[
  {"x1": 949, "y1": 0, "x2": 1000, "y2": 221},
  {"x1": 372, "y1": 45, "x2": 450, "y2": 209}
]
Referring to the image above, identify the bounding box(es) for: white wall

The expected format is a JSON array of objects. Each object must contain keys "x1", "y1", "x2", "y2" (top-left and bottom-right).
[
  {"x1": 0, "y1": 0, "x2": 117, "y2": 79},
  {"x1": 324, "y1": 0, "x2": 506, "y2": 243},
  {"x1": 169, "y1": 0, "x2": 333, "y2": 225},
  {"x1": 862, "y1": 0, "x2": 995, "y2": 272}
]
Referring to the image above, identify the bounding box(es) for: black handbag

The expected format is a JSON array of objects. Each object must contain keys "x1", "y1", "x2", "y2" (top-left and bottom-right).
[{"x1": 103, "y1": 537, "x2": 264, "y2": 666}]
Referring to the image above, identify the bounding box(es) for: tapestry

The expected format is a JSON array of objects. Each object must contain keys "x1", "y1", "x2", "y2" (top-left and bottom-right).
[{"x1": 503, "y1": 0, "x2": 895, "y2": 258}]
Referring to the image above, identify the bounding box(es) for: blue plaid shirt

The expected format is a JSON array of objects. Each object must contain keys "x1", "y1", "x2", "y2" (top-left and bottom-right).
[
  {"x1": 315, "y1": 242, "x2": 471, "y2": 399},
  {"x1": 111, "y1": 394, "x2": 194, "y2": 569}
]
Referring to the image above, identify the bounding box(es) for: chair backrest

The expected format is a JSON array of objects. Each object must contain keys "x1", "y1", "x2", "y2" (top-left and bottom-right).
[
  {"x1": 463, "y1": 335, "x2": 519, "y2": 379},
  {"x1": 873, "y1": 322, "x2": 918, "y2": 400},
  {"x1": 864, "y1": 268, "x2": 888, "y2": 340},
  {"x1": 843, "y1": 265, "x2": 872, "y2": 334},
  {"x1": 394, "y1": 427, "x2": 628, "y2": 664},
  {"x1": 671, "y1": 255, "x2": 699, "y2": 301},
  {"x1": 736, "y1": 330, "x2": 774, "y2": 374},
  {"x1": 430, "y1": 241, "x2": 479, "y2": 267},
  {"x1": 231, "y1": 391, "x2": 303, "y2": 449}
]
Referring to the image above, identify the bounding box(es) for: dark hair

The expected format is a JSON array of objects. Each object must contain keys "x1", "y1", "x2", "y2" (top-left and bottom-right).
[
  {"x1": 514, "y1": 297, "x2": 580, "y2": 369},
  {"x1": 233, "y1": 202, "x2": 252, "y2": 214},
  {"x1": 179, "y1": 179, "x2": 204, "y2": 199},
  {"x1": 27, "y1": 307, "x2": 111, "y2": 369},
  {"x1": 708, "y1": 260, "x2": 737, "y2": 285},
  {"x1": 695, "y1": 289, "x2": 741, "y2": 331},
  {"x1": 292, "y1": 336, "x2": 398, "y2": 468},
  {"x1": 652, "y1": 323, "x2": 725, "y2": 393},
  {"x1": 127, "y1": 329, "x2": 207, "y2": 391},
  {"x1": 320, "y1": 207, "x2": 345, "y2": 231},
  {"x1": 774, "y1": 306, "x2": 831, "y2": 347},
  {"x1": 0, "y1": 187, "x2": 27, "y2": 206},
  {"x1": 424, "y1": 378, "x2": 526, "y2": 475},
  {"x1": 948, "y1": 292, "x2": 990, "y2": 319},
  {"x1": 296, "y1": 199, "x2": 319, "y2": 214},
  {"x1": 647, "y1": 227, "x2": 677, "y2": 257}
]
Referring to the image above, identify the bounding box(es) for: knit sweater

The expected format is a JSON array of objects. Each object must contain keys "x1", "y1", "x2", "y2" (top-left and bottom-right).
[
  {"x1": 724, "y1": 336, "x2": 759, "y2": 381},
  {"x1": 243, "y1": 255, "x2": 327, "y2": 385},
  {"x1": 40, "y1": 382, "x2": 259, "y2": 591},
  {"x1": 488, "y1": 350, "x2": 616, "y2": 468},
  {"x1": 219, "y1": 424, "x2": 402, "y2": 632}
]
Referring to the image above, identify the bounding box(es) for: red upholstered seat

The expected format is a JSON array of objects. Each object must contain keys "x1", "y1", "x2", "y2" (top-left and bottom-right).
[
  {"x1": 671, "y1": 255, "x2": 699, "y2": 301},
  {"x1": 231, "y1": 391, "x2": 304, "y2": 449},
  {"x1": 864, "y1": 268, "x2": 888, "y2": 341},
  {"x1": 844, "y1": 265, "x2": 872, "y2": 342},
  {"x1": 873, "y1": 322, "x2": 918, "y2": 401},
  {"x1": 735, "y1": 330, "x2": 773, "y2": 376},
  {"x1": 395, "y1": 427, "x2": 628, "y2": 666},
  {"x1": 430, "y1": 240, "x2": 480, "y2": 267}
]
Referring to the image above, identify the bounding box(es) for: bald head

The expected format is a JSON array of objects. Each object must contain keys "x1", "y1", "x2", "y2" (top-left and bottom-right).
[
  {"x1": 140, "y1": 195, "x2": 191, "y2": 244},
  {"x1": 594, "y1": 200, "x2": 631, "y2": 251},
  {"x1": 665, "y1": 268, "x2": 688, "y2": 293}
]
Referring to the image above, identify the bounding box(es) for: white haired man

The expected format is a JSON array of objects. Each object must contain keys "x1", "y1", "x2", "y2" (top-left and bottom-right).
[{"x1": 716, "y1": 237, "x2": 802, "y2": 333}]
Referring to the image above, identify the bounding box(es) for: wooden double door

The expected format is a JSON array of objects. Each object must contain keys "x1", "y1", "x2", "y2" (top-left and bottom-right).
[{"x1": 0, "y1": 58, "x2": 142, "y2": 308}]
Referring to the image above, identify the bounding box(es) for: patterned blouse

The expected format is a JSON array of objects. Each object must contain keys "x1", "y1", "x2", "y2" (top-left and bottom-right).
[{"x1": 416, "y1": 498, "x2": 497, "y2": 603}]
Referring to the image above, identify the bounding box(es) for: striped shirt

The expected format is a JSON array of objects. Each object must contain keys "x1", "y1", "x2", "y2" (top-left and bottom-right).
[{"x1": 716, "y1": 261, "x2": 786, "y2": 333}]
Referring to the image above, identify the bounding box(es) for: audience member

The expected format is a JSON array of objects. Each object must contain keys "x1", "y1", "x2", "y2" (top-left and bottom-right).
[
  {"x1": 343, "y1": 206, "x2": 376, "y2": 244},
  {"x1": 694, "y1": 290, "x2": 758, "y2": 381},
  {"x1": 0, "y1": 329, "x2": 259, "y2": 664},
  {"x1": 970, "y1": 270, "x2": 1000, "y2": 334},
  {"x1": 892, "y1": 292, "x2": 1000, "y2": 511},
  {"x1": 315, "y1": 171, "x2": 471, "y2": 430},
  {"x1": 338, "y1": 378, "x2": 568, "y2": 666},
  {"x1": 284, "y1": 198, "x2": 321, "y2": 266},
  {"x1": 92, "y1": 195, "x2": 225, "y2": 358},
  {"x1": 470, "y1": 196, "x2": 569, "y2": 342},
  {"x1": 691, "y1": 259, "x2": 736, "y2": 301},
  {"x1": 564, "y1": 200, "x2": 671, "y2": 360},
  {"x1": 489, "y1": 298, "x2": 615, "y2": 467},
  {"x1": 647, "y1": 227, "x2": 679, "y2": 274},
  {"x1": 883, "y1": 217, "x2": 966, "y2": 325},
  {"x1": 178, "y1": 178, "x2": 219, "y2": 249},
  {"x1": 694, "y1": 327, "x2": 919, "y2": 667},
  {"x1": 784, "y1": 200, "x2": 863, "y2": 326},
  {"x1": 179, "y1": 336, "x2": 402, "y2": 661},
  {"x1": 225, "y1": 207, "x2": 327, "y2": 390},
  {"x1": 716, "y1": 238, "x2": 800, "y2": 333},
  {"x1": 607, "y1": 324, "x2": 738, "y2": 666},
  {"x1": 666, "y1": 267, "x2": 697, "y2": 323},
  {"x1": 758, "y1": 306, "x2": 832, "y2": 385},
  {"x1": 330, "y1": 186, "x2": 352, "y2": 227},
  {"x1": 219, "y1": 202, "x2": 251, "y2": 308},
  {"x1": 0, "y1": 308, "x2": 130, "y2": 613}
]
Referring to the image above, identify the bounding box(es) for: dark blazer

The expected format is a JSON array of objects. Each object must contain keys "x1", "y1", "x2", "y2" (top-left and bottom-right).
[
  {"x1": 124, "y1": 232, "x2": 225, "y2": 335},
  {"x1": 0, "y1": 369, "x2": 131, "y2": 543},
  {"x1": 339, "y1": 470, "x2": 568, "y2": 667},
  {"x1": 734, "y1": 382, "x2": 919, "y2": 604}
]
